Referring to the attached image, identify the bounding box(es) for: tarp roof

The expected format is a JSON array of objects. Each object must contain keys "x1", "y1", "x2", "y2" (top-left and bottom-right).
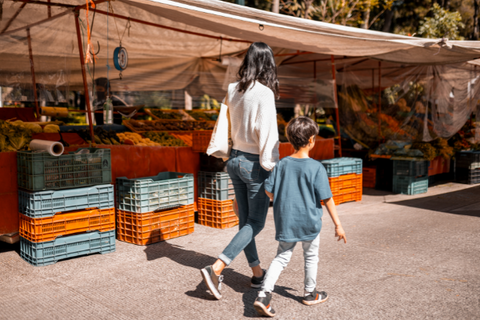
[{"x1": 0, "y1": 0, "x2": 479, "y2": 98}]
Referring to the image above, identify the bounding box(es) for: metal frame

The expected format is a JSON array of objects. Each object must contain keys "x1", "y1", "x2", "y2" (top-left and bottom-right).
[{"x1": 26, "y1": 28, "x2": 40, "y2": 119}]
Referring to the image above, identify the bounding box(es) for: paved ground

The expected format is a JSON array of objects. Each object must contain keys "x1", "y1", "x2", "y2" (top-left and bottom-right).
[{"x1": 1, "y1": 183, "x2": 480, "y2": 320}]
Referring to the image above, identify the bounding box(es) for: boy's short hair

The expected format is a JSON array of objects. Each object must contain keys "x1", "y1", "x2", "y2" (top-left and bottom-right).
[{"x1": 286, "y1": 116, "x2": 319, "y2": 150}]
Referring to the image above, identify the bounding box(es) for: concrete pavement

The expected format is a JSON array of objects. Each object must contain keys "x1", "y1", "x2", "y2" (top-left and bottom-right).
[{"x1": 1, "y1": 183, "x2": 479, "y2": 319}]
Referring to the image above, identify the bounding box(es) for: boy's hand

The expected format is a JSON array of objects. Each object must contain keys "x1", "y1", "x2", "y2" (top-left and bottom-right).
[
  {"x1": 335, "y1": 225, "x2": 347, "y2": 243},
  {"x1": 265, "y1": 190, "x2": 274, "y2": 201}
]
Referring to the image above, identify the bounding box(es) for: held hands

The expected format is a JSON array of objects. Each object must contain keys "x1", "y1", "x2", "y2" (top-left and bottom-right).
[{"x1": 335, "y1": 225, "x2": 347, "y2": 243}]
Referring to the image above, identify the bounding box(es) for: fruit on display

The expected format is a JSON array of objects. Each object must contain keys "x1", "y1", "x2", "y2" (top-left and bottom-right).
[
  {"x1": 43, "y1": 124, "x2": 60, "y2": 133},
  {"x1": 186, "y1": 110, "x2": 218, "y2": 121},
  {"x1": 150, "y1": 109, "x2": 184, "y2": 120},
  {"x1": 143, "y1": 132, "x2": 188, "y2": 146},
  {"x1": 0, "y1": 120, "x2": 32, "y2": 152},
  {"x1": 126, "y1": 119, "x2": 214, "y2": 132},
  {"x1": 117, "y1": 132, "x2": 162, "y2": 146}
]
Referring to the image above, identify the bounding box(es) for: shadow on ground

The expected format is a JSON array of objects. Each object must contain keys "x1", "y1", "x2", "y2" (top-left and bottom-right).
[
  {"x1": 0, "y1": 241, "x2": 19, "y2": 254},
  {"x1": 144, "y1": 241, "x2": 300, "y2": 317},
  {"x1": 389, "y1": 185, "x2": 480, "y2": 217}
]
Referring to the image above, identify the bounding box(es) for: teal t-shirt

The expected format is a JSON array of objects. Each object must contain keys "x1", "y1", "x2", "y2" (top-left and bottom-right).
[{"x1": 264, "y1": 157, "x2": 333, "y2": 242}]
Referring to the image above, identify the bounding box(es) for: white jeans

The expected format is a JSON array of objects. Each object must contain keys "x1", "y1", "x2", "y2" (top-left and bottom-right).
[{"x1": 262, "y1": 233, "x2": 320, "y2": 293}]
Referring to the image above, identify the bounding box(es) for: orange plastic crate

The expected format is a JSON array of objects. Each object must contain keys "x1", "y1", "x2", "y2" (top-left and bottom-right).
[
  {"x1": 362, "y1": 167, "x2": 376, "y2": 188},
  {"x1": 332, "y1": 190, "x2": 362, "y2": 204},
  {"x1": 328, "y1": 173, "x2": 362, "y2": 195},
  {"x1": 19, "y1": 208, "x2": 115, "y2": 243},
  {"x1": 192, "y1": 131, "x2": 213, "y2": 153},
  {"x1": 116, "y1": 204, "x2": 194, "y2": 245},
  {"x1": 197, "y1": 198, "x2": 239, "y2": 229}
]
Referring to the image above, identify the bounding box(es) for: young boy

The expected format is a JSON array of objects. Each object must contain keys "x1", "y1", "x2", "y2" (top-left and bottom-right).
[{"x1": 253, "y1": 116, "x2": 347, "y2": 317}]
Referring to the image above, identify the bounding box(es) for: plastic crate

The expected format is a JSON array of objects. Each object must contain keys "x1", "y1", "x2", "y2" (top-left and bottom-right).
[
  {"x1": 116, "y1": 172, "x2": 194, "y2": 213},
  {"x1": 455, "y1": 168, "x2": 480, "y2": 184},
  {"x1": 20, "y1": 230, "x2": 115, "y2": 267},
  {"x1": 320, "y1": 158, "x2": 362, "y2": 178},
  {"x1": 197, "y1": 198, "x2": 238, "y2": 229},
  {"x1": 393, "y1": 160, "x2": 429, "y2": 176},
  {"x1": 392, "y1": 175, "x2": 428, "y2": 195},
  {"x1": 17, "y1": 148, "x2": 112, "y2": 192},
  {"x1": 375, "y1": 159, "x2": 393, "y2": 191},
  {"x1": 19, "y1": 208, "x2": 115, "y2": 242},
  {"x1": 321, "y1": 189, "x2": 362, "y2": 205},
  {"x1": 116, "y1": 204, "x2": 194, "y2": 245},
  {"x1": 363, "y1": 167, "x2": 376, "y2": 188},
  {"x1": 200, "y1": 153, "x2": 227, "y2": 172},
  {"x1": 198, "y1": 171, "x2": 235, "y2": 200},
  {"x1": 456, "y1": 151, "x2": 480, "y2": 169},
  {"x1": 192, "y1": 131, "x2": 213, "y2": 153},
  {"x1": 329, "y1": 173, "x2": 362, "y2": 196},
  {"x1": 18, "y1": 184, "x2": 114, "y2": 218}
]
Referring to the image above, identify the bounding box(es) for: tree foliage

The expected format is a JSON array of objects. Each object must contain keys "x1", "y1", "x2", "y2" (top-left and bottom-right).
[
  {"x1": 222, "y1": 0, "x2": 476, "y2": 39},
  {"x1": 418, "y1": 3, "x2": 465, "y2": 40}
]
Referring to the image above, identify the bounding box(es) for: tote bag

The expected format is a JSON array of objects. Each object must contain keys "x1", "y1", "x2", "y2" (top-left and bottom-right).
[{"x1": 206, "y1": 93, "x2": 232, "y2": 160}]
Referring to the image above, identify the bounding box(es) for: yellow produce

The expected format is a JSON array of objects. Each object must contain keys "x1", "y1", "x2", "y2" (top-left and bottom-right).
[
  {"x1": 44, "y1": 124, "x2": 60, "y2": 133},
  {"x1": 23, "y1": 123, "x2": 43, "y2": 134}
]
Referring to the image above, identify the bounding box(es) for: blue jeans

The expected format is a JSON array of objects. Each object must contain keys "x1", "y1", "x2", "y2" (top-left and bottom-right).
[{"x1": 218, "y1": 149, "x2": 271, "y2": 267}]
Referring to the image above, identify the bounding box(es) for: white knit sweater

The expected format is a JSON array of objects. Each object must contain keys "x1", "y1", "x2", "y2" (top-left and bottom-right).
[{"x1": 226, "y1": 81, "x2": 280, "y2": 171}]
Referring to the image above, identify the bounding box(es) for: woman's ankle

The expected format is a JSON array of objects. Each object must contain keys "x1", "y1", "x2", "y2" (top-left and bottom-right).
[
  {"x1": 212, "y1": 259, "x2": 226, "y2": 276},
  {"x1": 251, "y1": 265, "x2": 264, "y2": 278}
]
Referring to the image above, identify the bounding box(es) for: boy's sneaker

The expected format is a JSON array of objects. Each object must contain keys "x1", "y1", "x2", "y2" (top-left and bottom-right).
[
  {"x1": 200, "y1": 266, "x2": 224, "y2": 300},
  {"x1": 253, "y1": 291, "x2": 276, "y2": 317},
  {"x1": 251, "y1": 269, "x2": 266, "y2": 288},
  {"x1": 302, "y1": 289, "x2": 328, "y2": 305}
]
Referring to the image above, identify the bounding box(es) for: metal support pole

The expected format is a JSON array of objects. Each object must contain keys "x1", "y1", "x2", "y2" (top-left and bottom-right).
[
  {"x1": 378, "y1": 61, "x2": 382, "y2": 141},
  {"x1": 47, "y1": 0, "x2": 51, "y2": 18},
  {"x1": 1, "y1": 1, "x2": 28, "y2": 34},
  {"x1": 331, "y1": 55, "x2": 342, "y2": 157},
  {"x1": 313, "y1": 60, "x2": 317, "y2": 122},
  {"x1": 74, "y1": 11, "x2": 95, "y2": 144},
  {"x1": 27, "y1": 28, "x2": 40, "y2": 119}
]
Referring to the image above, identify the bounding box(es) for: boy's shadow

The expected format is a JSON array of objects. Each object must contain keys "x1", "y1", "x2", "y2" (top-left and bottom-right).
[{"x1": 144, "y1": 242, "x2": 300, "y2": 317}]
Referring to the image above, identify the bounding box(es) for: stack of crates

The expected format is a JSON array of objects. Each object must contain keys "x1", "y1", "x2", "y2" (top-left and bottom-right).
[
  {"x1": 197, "y1": 171, "x2": 238, "y2": 229},
  {"x1": 455, "y1": 151, "x2": 480, "y2": 184},
  {"x1": 392, "y1": 160, "x2": 429, "y2": 195},
  {"x1": 320, "y1": 158, "x2": 363, "y2": 204},
  {"x1": 17, "y1": 148, "x2": 115, "y2": 266},
  {"x1": 116, "y1": 172, "x2": 195, "y2": 245}
]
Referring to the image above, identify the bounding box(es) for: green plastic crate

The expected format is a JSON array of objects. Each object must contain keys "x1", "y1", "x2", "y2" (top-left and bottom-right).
[
  {"x1": 18, "y1": 184, "x2": 114, "y2": 218},
  {"x1": 17, "y1": 148, "x2": 111, "y2": 192},
  {"x1": 198, "y1": 171, "x2": 235, "y2": 200},
  {"x1": 392, "y1": 160, "x2": 429, "y2": 176},
  {"x1": 392, "y1": 175, "x2": 428, "y2": 195},
  {"x1": 116, "y1": 172, "x2": 194, "y2": 213},
  {"x1": 20, "y1": 230, "x2": 115, "y2": 267}
]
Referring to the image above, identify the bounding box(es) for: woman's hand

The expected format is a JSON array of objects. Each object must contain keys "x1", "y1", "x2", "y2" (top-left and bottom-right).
[{"x1": 265, "y1": 190, "x2": 274, "y2": 201}]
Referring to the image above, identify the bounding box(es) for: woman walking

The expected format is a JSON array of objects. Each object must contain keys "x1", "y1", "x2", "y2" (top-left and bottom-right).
[{"x1": 201, "y1": 42, "x2": 280, "y2": 299}]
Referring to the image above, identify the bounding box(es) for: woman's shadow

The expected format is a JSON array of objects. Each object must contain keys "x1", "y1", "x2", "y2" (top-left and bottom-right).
[{"x1": 144, "y1": 242, "x2": 299, "y2": 317}]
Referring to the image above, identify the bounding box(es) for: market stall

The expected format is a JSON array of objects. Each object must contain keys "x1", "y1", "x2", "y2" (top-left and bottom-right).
[{"x1": 0, "y1": 0, "x2": 479, "y2": 252}]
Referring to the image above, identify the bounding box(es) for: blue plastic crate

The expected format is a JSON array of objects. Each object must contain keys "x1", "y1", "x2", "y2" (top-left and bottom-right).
[
  {"x1": 392, "y1": 175, "x2": 428, "y2": 195},
  {"x1": 456, "y1": 151, "x2": 480, "y2": 169},
  {"x1": 18, "y1": 184, "x2": 114, "y2": 218},
  {"x1": 320, "y1": 158, "x2": 363, "y2": 177},
  {"x1": 17, "y1": 148, "x2": 111, "y2": 192},
  {"x1": 116, "y1": 172, "x2": 194, "y2": 213},
  {"x1": 20, "y1": 230, "x2": 115, "y2": 267},
  {"x1": 392, "y1": 160, "x2": 430, "y2": 176},
  {"x1": 198, "y1": 171, "x2": 235, "y2": 200}
]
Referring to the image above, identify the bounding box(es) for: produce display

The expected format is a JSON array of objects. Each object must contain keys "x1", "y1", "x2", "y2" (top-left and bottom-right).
[
  {"x1": 143, "y1": 132, "x2": 188, "y2": 147},
  {"x1": 0, "y1": 120, "x2": 32, "y2": 152},
  {"x1": 372, "y1": 138, "x2": 455, "y2": 160},
  {"x1": 186, "y1": 110, "x2": 218, "y2": 121},
  {"x1": 117, "y1": 132, "x2": 162, "y2": 146},
  {"x1": 73, "y1": 127, "x2": 121, "y2": 145},
  {"x1": 150, "y1": 109, "x2": 184, "y2": 120},
  {"x1": 125, "y1": 119, "x2": 214, "y2": 132},
  {"x1": 277, "y1": 114, "x2": 289, "y2": 142}
]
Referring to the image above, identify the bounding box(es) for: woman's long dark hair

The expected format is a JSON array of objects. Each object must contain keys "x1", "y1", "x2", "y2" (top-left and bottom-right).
[{"x1": 236, "y1": 42, "x2": 279, "y2": 98}]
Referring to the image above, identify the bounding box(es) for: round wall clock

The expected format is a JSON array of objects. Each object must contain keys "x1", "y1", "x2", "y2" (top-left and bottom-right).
[{"x1": 113, "y1": 46, "x2": 128, "y2": 71}]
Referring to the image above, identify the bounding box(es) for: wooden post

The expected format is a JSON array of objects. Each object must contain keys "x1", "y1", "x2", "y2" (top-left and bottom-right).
[
  {"x1": 74, "y1": 10, "x2": 95, "y2": 144},
  {"x1": 27, "y1": 28, "x2": 40, "y2": 119},
  {"x1": 331, "y1": 55, "x2": 342, "y2": 157},
  {"x1": 378, "y1": 61, "x2": 382, "y2": 141}
]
